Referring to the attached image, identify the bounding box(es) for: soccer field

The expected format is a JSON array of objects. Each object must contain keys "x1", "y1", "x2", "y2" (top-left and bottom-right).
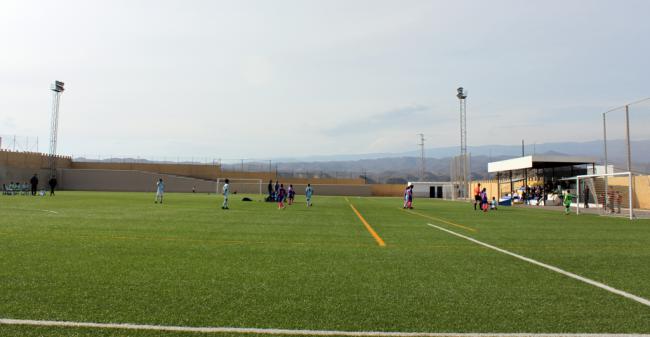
[{"x1": 0, "y1": 192, "x2": 649, "y2": 336}]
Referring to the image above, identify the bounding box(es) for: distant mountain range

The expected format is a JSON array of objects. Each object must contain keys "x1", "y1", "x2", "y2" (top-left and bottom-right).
[
  {"x1": 260, "y1": 139, "x2": 650, "y2": 183},
  {"x1": 76, "y1": 139, "x2": 650, "y2": 184},
  {"x1": 277, "y1": 139, "x2": 650, "y2": 163}
]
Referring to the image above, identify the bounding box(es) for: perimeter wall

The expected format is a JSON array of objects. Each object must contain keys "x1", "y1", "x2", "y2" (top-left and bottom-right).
[
  {"x1": 0, "y1": 151, "x2": 372, "y2": 196},
  {"x1": 0, "y1": 150, "x2": 72, "y2": 187},
  {"x1": 70, "y1": 161, "x2": 365, "y2": 185}
]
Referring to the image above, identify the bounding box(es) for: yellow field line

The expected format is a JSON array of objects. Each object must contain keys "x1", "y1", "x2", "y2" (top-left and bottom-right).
[
  {"x1": 346, "y1": 199, "x2": 386, "y2": 247},
  {"x1": 403, "y1": 209, "x2": 477, "y2": 232}
]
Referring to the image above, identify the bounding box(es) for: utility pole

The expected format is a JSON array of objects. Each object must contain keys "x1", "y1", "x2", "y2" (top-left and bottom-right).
[{"x1": 418, "y1": 133, "x2": 425, "y2": 181}]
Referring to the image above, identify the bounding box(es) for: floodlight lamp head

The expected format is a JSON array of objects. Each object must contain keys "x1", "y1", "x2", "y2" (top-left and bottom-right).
[
  {"x1": 50, "y1": 81, "x2": 64, "y2": 92},
  {"x1": 456, "y1": 87, "x2": 467, "y2": 100}
]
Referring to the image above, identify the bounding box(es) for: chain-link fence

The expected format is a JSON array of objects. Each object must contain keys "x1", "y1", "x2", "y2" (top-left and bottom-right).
[
  {"x1": 602, "y1": 98, "x2": 650, "y2": 174},
  {"x1": 0, "y1": 135, "x2": 42, "y2": 153}
]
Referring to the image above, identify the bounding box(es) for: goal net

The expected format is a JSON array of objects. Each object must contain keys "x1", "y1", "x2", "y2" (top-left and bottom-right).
[
  {"x1": 576, "y1": 172, "x2": 634, "y2": 219},
  {"x1": 216, "y1": 178, "x2": 263, "y2": 195}
]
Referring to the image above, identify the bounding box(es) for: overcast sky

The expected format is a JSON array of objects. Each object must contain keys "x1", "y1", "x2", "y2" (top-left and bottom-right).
[{"x1": 1, "y1": 0, "x2": 649, "y2": 160}]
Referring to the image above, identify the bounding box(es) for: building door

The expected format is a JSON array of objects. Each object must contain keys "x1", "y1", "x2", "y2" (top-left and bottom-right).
[
  {"x1": 429, "y1": 186, "x2": 436, "y2": 198},
  {"x1": 436, "y1": 186, "x2": 443, "y2": 198}
]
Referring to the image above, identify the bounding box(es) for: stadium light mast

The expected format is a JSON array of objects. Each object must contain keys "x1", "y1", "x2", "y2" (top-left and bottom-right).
[
  {"x1": 418, "y1": 133, "x2": 425, "y2": 181},
  {"x1": 456, "y1": 87, "x2": 468, "y2": 197},
  {"x1": 49, "y1": 81, "x2": 64, "y2": 176}
]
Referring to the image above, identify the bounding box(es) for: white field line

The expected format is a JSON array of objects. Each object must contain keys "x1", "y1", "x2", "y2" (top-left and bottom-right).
[
  {"x1": 0, "y1": 319, "x2": 649, "y2": 337},
  {"x1": 426, "y1": 223, "x2": 650, "y2": 308},
  {"x1": 1, "y1": 207, "x2": 59, "y2": 214}
]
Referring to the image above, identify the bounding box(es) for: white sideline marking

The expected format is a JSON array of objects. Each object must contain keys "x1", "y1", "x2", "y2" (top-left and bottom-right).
[
  {"x1": 2, "y1": 207, "x2": 59, "y2": 214},
  {"x1": 426, "y1": 223, "x2": 650, "y2": 308},
  {"x1": 0, "y1": 318, "x2": 649, "y2": 337}
]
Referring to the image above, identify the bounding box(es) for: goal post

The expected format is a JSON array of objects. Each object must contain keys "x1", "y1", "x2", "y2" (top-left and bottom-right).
[
  {"x1": 576, "y1": 172, "x2": 634, "y2": 219},
  {"x1": 215, "y1": 178, "x2": 263, "y2": 195}
]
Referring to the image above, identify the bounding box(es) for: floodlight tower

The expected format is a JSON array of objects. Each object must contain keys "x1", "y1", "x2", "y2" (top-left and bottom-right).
[
  {"x1": 418, "y1": 133, "x2": 425, "y2": 181},
  {"x1": 456, "y1": 87, "x2": 468, "y2": 197},
  {"x1": 49, "y1": 81, "x2": 65, "y2": 175}
]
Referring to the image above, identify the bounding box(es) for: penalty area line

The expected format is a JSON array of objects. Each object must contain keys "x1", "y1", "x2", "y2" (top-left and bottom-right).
[
  {"x1": 1, "y1": 318, "x2": 649, "y2": 337},
  {"x1": 426, "y1": 223, "x2": 650, "y2": 308}
]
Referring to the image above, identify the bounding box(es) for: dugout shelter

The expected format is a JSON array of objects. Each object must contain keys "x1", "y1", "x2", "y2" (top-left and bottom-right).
[{"x1": 487, "y1": 155, "x2": 596, "y2": 199}]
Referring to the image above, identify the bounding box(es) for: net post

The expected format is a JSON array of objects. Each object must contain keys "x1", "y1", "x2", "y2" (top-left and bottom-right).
[
  {"x1": 628, "y1": 172, "x2": 634, "y2": 220},
  {"x1": 576, "y1": 176, "x2": 580, "y2": 215},
  {"x1": 602, "y1": 112, "x2": 608, "y2": 213}
]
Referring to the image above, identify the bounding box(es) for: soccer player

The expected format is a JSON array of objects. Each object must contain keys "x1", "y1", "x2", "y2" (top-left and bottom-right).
[
  {"x1": 473, "y1": 183, "x2": 481, "y2": 210},
  {"x1": 277, "y1": 184, "x2": 286, "y2": 209},
  {"x1": 287, "y1": 184, "x2": 295, "y2": 205},
  {"x1": 406, "y1": 185, "x2": 414, "y2": 209},
  {"x1": 563, "y1": 190, "x2": 573, "y2": 215},
  {"x1": 155, "y1": 178, "x2": 164, "y2": 204},
  {"x1": 305, "y1": 183, "x2": 313, "y2": 207},
  {"x1": 403, "y1": 185, "x2": 409, "y2": 209},
  {"x1": 481, "y1": 188, "x2": 488, "y2": 212},
  {"x1": 222, "y1": 178, "x2": 230, "y2": 209}
]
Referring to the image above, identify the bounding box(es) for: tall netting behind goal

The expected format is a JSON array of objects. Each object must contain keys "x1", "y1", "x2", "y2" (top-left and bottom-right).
[
  {"x1": 450, "y1": 153, "x2": 470, "y2": 200},
  {"x1": 216, "y1": 178, "x2": 263, "y2": 195},
  {"x1": 576, "y1": 172, "x2": 634, "y2": 219}
]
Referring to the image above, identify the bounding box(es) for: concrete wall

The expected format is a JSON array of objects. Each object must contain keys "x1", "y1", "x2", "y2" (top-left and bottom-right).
[
  {"x1": 0, "y1": 166, "x2": 52, "y2": 189},
  {"x1": 218, "y1": 171, "x2": 365, "y2": 185},
  {"x1": 233, "y1": 183, "x2": 371, "y2": 196},
  {"x1": 60, "y1": 169, "x2": 217, "y2": 193},
  {"x1": 370, "y1": 184, "x2": 405, "y2": 197},
  {"x1": 59, "y1": 169, "x2": 373, "y2": 196},
  {"x1": 607, "y1": 175, "x2": 650, "y2": 209},
  {"x1": 0, "y1": 150, "x2": 72, "y2": 187},
  {"x1": 71, "y1": 162, "x2": 221, "y2": 181},
  {"x1": 289, "y1": 184, "x2": 372, "y2": 197},
  {"x1": 0, "y1": 151, "x2": 401, "y2": 197},
  {"x1": 70, "y1": 161, "x2": 366, "y2": 185},
  {"x1": 0, "y1": 150, "x2": 72, "y2": 170}
]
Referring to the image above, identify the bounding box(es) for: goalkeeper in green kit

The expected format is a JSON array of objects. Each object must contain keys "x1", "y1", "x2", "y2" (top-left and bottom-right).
[{"x1": 563, "y1": 191, "x2": 574, "y2": 215}]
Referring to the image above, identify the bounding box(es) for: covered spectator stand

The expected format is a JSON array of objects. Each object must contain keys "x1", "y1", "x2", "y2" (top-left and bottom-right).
[{"x1": 488, "y1": 155, "x2": 596, "y2": 204}]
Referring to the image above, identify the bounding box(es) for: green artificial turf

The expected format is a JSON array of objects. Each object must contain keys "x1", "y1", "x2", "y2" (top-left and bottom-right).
[{"x1": 0, "y1": 191, "x2": 648, "y2": 336}]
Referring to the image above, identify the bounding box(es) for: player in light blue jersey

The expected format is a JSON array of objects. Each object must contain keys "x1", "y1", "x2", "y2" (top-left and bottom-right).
[
  {"x1": 221, "y1": 178, "x2": 230, "y2": 210},
  {"x1": 155, "y1": 178, "x2": 164, "y2": 204},
  {"x1": 305, "y1": 183, "x2": 313, "y2": 207}
]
